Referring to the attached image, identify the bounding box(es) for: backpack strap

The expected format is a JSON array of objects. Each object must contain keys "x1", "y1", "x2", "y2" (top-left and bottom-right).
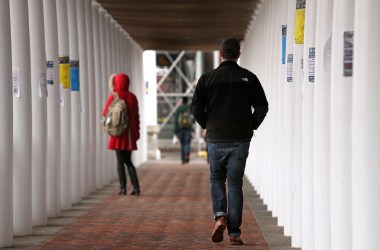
[{"x1": 113, "y1": 92, "x2": 119, "y2": 101}]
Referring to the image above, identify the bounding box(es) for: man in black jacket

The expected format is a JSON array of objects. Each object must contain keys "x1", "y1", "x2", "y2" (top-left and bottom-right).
[{"x1": 191, "y1": 38, "x2": 268, "y2": 245}]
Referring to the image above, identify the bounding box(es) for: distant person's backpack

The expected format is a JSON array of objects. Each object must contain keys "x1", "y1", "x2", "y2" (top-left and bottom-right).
[
  {"x1": 103, "y1": 92, "x2": 128, "y2": 136},
  {"x1": 178, "y1": 107, "x2": 192, "y2": 129}
]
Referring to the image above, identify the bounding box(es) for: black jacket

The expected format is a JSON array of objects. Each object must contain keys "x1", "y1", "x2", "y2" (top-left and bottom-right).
[{"x1": 191, "y1": 61, "x2": 268, "y2": 143}]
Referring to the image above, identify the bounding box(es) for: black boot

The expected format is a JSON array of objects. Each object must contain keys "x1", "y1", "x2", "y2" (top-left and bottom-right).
[
  {"x1": 127, "y1": 165, "x2": 140, "y2": 195},
  {"x1": 119, "y1": 186, "x2": 126, "y2": 196},
  {"x1": 117, "y1": 163, "x2": 127, "y2": 196}
]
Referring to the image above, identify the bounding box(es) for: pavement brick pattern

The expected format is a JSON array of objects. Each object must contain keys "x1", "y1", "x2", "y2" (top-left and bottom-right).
[{"x1": 36, "y1": 162, "x2": 269, "y2": 249}]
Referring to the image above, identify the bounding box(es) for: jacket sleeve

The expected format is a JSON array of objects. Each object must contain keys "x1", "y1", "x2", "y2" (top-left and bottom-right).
[
  {"x1": 251, "y1": 74, "x2": 269, "y2": 130},
  {"x1": 102, "y1": 94, "x2": 114, "y2": 117},
  {"x1": 190, "y1": 75, "x2": 207, "y2": 129}
]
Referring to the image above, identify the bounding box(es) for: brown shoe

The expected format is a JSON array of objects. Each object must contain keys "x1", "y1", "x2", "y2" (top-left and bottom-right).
[
  {"x1": 229, "y1": 236, "x2": 244, "y2": 245},
  {"x1": 211, "y1": 217, "x2": 226, "y2": 243}
]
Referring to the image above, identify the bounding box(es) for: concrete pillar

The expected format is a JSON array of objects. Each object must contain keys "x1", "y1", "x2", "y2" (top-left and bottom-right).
[
  {"x1": 77, "y1": 0, "x2": 89, "y2": 198},
  {"x1": 352, "y1": 0, "x2": 380, "y2": 249},
  {"x1": 98, "y1": 8, "x2": 107, "y2": 186},
  {"x1": 270, "y1": 0, "x2": 282, "y2": 221},
  {"x1": 56, "y1": 0, "x2": 72, "y2": 210},
  {"x1": 116, "y1": 26, "x2": 122, "y2": 72},
  {"x1": 67, "y1": 0, "x2": 81, "y2": 204},
  {"x1": 302, "y1": 0, "x2": 317, "y2": 249},
  {"x1": 330, "y1": 0, "x2": 354, "y2": 249},
  {"x1": 144, "y1": 50, "x2": 160, "y2": 160},
  {"x1": 85, "y1": 0, "x2": 96, "y2": 193},
  {"x1": 291, "y1": 0, "x2": 305, "y2": 246},
  {"x1": 264, "y1": 0, "x2": 275, "y2": 214},
  {"x1": 10, "y1": 0, "x2": 33, "y2": 236},
  {"x1": 104, "y1": 14, "x2": 113, "y2": 183},
  {"x1": 28, "y1": 0, "x2": 48, "y2": 226},
  {"x1": 109, "y1": 18, "x2": 116, "y2": 73},
  {"x1": 0, "y1": 0, "x2": 13, "y2": 246},
  {"x1": 43, "y1": 0, "x2": 61, "y2": 218},
  {"x1": 313, "y1": 0, "x2": 333, "y2": 249},
  {"x1": 92, "y1": 2, "x2": 104, "y2": 189},
  {"x1": 283, "y1": 0, "x2": 296, "y2": 236},
  {"x1": 276, "y1": 0, "x2": 288, "y2": 228}
]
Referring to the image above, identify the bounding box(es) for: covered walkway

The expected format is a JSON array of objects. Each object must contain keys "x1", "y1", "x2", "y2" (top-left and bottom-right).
[
  {"x1": 1, "y1": 0, "x2": 380, "y2": 249},
  {"x1": 9, "y1": 156, "x2": 295, "y2": 250}
]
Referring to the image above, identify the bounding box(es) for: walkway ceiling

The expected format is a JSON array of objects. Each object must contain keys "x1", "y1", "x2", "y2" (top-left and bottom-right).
[{"x1": 97, "y1": 0, "x2": 259, "y2": 51}]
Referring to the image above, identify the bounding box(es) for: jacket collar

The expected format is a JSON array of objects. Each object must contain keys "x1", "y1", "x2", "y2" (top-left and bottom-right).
[{"x1": 218, "y1": 60, "x2": 239, "y2": 68}]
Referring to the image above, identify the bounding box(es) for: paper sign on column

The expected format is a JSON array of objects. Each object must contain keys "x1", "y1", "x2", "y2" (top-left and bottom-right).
[
  {"x1": 59, "y1": 56, "x2": 70, "y2": 89},
  {"x1": 287, "y1": 54, "x2": 294, "y2": 82},
  {"x1": 308, "y1": 47, "x2": 315, "y2": 83},
  {"x1": 70, "y1": 60, "x2": 80, "y2": 91},
  {"x1": 39, "y1": 70, "x2": 48, "y2": 98},
  {"x1": 282, "y1": 25, "x2": 287, "y2": 64},
  {"x1": 343, "y1": 31, "x2": 354, "y2": 77},
  {"x1": 294, "y1": 0, "x2": 306, "y2": 44},
  {"x1": 12, "y1": 67, "x2": 21, "y2": 98},
  {"x1": 46, "y1": 61, "x2": 54, "y2": 84}
]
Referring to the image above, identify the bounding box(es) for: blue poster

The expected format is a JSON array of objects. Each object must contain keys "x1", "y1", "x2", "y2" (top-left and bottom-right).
[
  {"x1": 70, "y1": 60, "x2": 80, "y2": 91},
  {"x1": 282, "y1": 25, "x2": 287, "y2": 64}
]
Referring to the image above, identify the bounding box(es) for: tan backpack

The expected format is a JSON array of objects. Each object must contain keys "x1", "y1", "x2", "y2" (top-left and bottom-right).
[{"x1": 102, "y1": 74, "x2": 128, "y2": 136}]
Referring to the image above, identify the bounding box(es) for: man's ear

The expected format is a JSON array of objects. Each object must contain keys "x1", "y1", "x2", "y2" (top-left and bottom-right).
[
  {"x1": 236, "y1": 52, "x2": 241, "y2": 60},
  {"x1": 219, "y1": 50, "x2": 223, "y2": 59}
]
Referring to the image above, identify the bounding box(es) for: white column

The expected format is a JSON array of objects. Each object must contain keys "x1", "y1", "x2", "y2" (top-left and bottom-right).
[
  {"x1": 109, "y1": 18, "x2": 116, "y2": 73},
  {"x1": 330, "y1": 0, "x2": 354, "y2": 249},
  {"x1": 264, "y1": 0, "x2": 275, "y2": 213},
  {"x1": 313, "y1": 0, "x2": 333, "y2": 249},
  {"x1": 352, "y1": 0, "x2": 380, "y2": 249},
  {"x1": 99, "y1": 8, "x2": 108, "y2": 186},
  {"x1": 0, "y1": 0, "x2": 13, "y2": 246},
  {"x1": 143, "y1": 51, "x2": 158, "y2": 126},
  {"x1": 76, "y1": 0, "x2": 89, "y2": 199},
  {"x1": 43, "y1": 0, "x2": 61, "y2": 218},
  {"x1": 85, "y1": 0, "x2": 96, "y2": 192},
  {"x1": 29, "y1": 0, "x2": 48, "y2": 226},
  {"x1": 92, "y1": 3, "x2": 104, "y2": 189},
  {"x1": 283, "y1": 0, "x2": 296, "y2": 236},
  {"x1": 302, "y1": 0, "x2": 317, "y2": 249},
  {"x1": 291, "y1": 0, "x2": 304, "y2": 246},
  {"x1": 56, "y1": 0, "x2": 72, "y2": 210},
  {"x1": 270, "y1": 0, "x2": 281, "y2": 221},
  {"x1": 104, "y1": 14, "x2": 112, "y2": 183},
  {"x1": 10, "y1": 0, "x2": 33, "y2": 236},
  {"x1": 277, "y1": 0, "x2": 288, "y2": 228},
  {"x1": 67, "y1": 0, "x2": 81, "y2": 204}
]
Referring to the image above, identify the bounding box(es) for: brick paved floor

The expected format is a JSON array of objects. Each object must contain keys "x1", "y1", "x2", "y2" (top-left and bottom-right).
[{"x1": 36, "y1": 161, "x2": 270, "y2": 249}]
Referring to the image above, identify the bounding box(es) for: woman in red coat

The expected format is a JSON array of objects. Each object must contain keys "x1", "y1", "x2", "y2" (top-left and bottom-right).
[{"x1": 102, "y1": 73, "x2": 140, "y2": 195}]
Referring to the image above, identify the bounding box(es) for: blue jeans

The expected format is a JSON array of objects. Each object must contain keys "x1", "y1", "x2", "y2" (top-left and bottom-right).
[
  {"x1": 207, "y1": 142, "x2": 250, "y2": 237},
  {"x1": 177, "y1": 130, "x2": 192, "y2": 163}
]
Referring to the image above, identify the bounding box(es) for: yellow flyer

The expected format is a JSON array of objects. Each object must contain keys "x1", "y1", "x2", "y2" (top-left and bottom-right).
[
  {"x1": 59, "y1": 56, "x2": 70, "y2": 89},
  {"x1": 294, "y1": 0, "x2": 305, "y2": 44}
]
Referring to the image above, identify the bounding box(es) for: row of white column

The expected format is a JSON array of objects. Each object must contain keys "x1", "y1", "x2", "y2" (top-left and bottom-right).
[
  {"x1": 0, "y1": 0, "x2": 145, "y2": 247},
  {"x1": 241, "y1": 0, "x2": 380, "y2": 249}
]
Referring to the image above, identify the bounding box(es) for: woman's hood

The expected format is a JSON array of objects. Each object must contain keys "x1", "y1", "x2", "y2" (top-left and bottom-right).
[{"x1": 109, "y1": 73, "x2": 130, "y2": 93}]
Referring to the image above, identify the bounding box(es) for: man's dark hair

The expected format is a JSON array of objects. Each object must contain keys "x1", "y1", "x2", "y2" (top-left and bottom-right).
[
  {"x1": 220, "y1": 38, "x2": 240, "y2": 60},
  {"x1": 182, "y1": 97, "x2": 188, "y2": 104}
]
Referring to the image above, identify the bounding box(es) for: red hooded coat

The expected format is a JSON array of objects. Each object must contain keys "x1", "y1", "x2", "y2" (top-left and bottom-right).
[{"x1": 102, "y1": 73, "x2": 140, "y2": 151}]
